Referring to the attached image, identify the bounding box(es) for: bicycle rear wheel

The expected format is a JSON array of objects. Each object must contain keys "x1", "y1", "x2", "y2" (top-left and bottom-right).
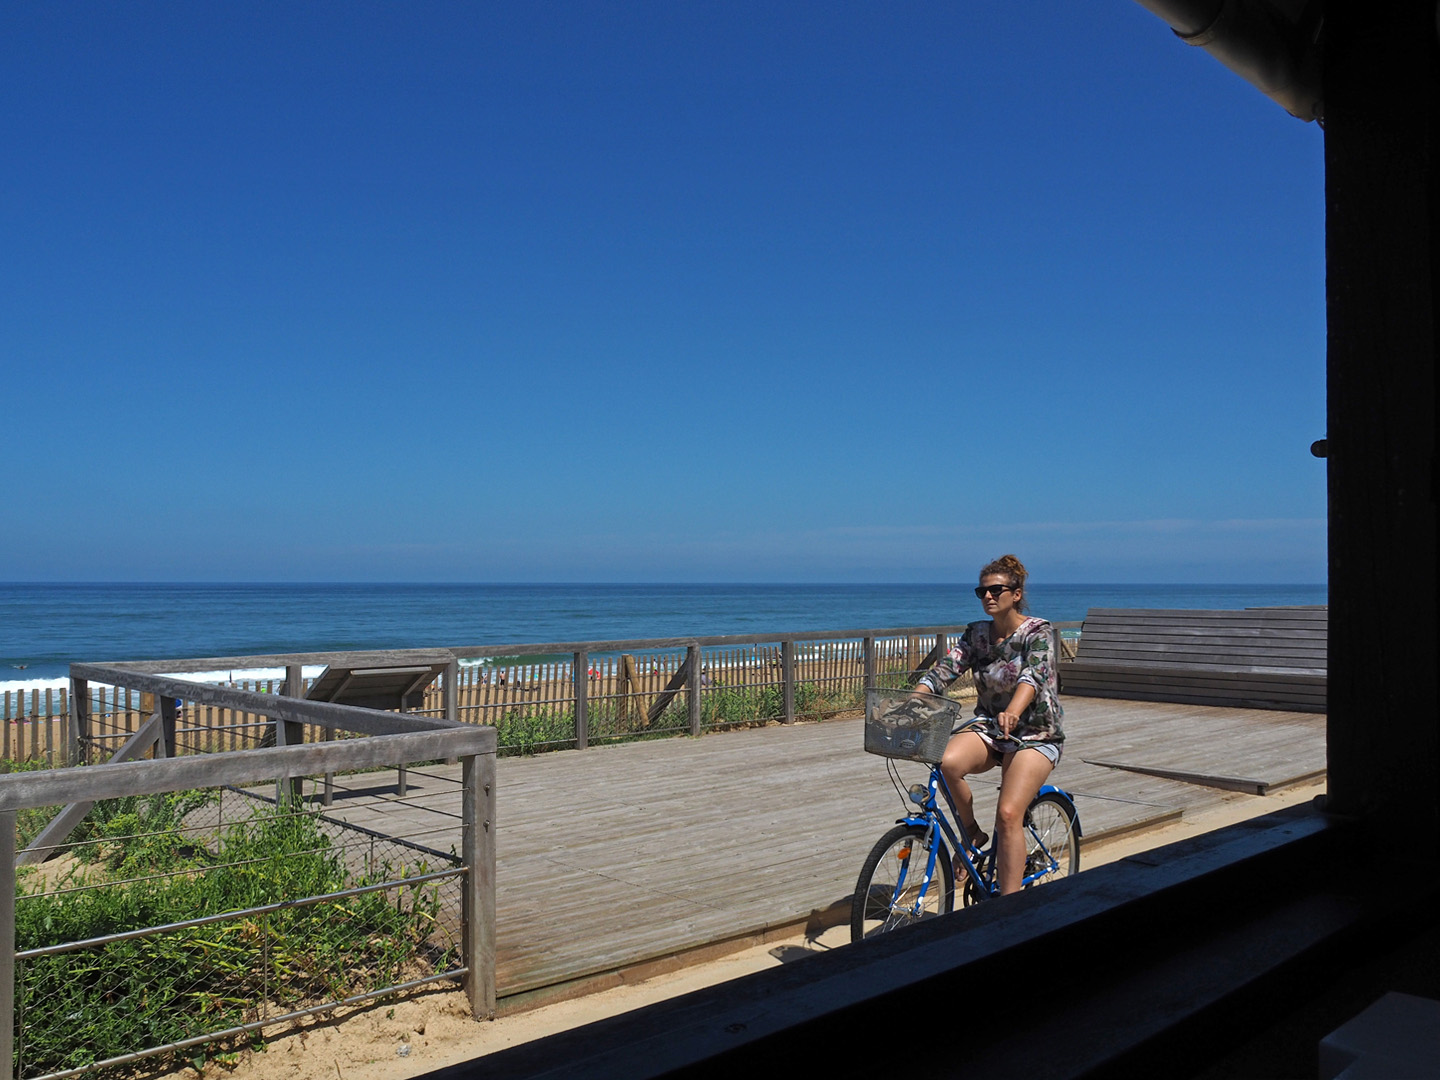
[
  {"x1": 1023, "y1": 792, "x2": 1080, "y2": 886},
  {"x1": 961, "y1": 849, "x2": 992, "y2": 907},
  {"x1": 851, "y1": 824, "x2": 954, "y2": 943}
]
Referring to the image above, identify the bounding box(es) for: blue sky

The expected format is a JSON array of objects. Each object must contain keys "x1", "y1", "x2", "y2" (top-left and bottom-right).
[{"x1": 1, "y1": 2, "x2": 1326, "y2": 584}]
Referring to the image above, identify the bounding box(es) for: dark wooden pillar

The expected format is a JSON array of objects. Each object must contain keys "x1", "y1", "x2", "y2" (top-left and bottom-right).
[
  {"x1": 573, "y1": 650, "x2": 589, "y2": 749},
  {"x1": 1322, "y1": 1, "x2": 1439, "y2": 839},
  {"x1": 158, "y1": 695, "x2": 177, "y2": 759}
]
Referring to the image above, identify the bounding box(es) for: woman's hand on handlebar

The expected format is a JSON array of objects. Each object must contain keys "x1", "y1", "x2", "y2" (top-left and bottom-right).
[{"x1": 998, "y1": 682, "x2": 1036, "y2": 735}]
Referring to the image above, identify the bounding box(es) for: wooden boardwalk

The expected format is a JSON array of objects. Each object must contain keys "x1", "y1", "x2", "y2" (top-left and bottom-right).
[{"x1": 306, "y1": 695, "x2": 1325, "y2": 1001}]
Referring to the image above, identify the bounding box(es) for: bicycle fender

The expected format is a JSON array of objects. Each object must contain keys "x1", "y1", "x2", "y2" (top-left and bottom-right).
[{"x1": 1036, "y1": 784, "x2": 1083, "y2": 836}]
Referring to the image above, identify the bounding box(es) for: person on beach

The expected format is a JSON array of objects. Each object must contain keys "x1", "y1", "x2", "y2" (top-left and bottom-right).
[{"x1": 912, "y1": 554, "x2": 1063, "y2": 896}]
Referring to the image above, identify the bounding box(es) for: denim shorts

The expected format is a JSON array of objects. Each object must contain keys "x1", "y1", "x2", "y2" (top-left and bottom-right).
[{"x1": 954, "y1": 717, "x2": 1063, "y2": 767}]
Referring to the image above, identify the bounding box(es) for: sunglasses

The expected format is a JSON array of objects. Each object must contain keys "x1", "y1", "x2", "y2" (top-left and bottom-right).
[{"x1": 974, "y1": 584, "x2": 1017, "y2": 599}]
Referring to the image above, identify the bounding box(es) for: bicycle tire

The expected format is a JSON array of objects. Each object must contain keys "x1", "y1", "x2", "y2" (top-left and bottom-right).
[
  {"x1": 851, "y1": 823, "x2": 954, "y2": 943},
  {"x1": 1023, "y1": 791, "x2": 1080, "y2": 887}
]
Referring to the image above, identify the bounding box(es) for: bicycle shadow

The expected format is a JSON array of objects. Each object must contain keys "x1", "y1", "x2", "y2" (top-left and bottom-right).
[{"x1": 766, "y1": 899, "x2": 853, "y2": 962}]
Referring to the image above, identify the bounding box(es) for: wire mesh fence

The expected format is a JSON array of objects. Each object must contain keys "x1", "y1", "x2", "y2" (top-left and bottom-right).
[
  {"x1": 9, "y1": 770, "x2": 467, "y2": 1080},
  {"x1": 449, "y1": 633, "x2": 973, "y2": 752}
]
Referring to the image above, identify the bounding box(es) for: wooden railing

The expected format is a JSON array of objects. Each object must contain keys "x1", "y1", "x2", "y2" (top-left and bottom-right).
[
  {"x1": 5, "y1": 620, "x2": 1097, "y2": 767},
  {"x1": 1, "y1": 665, "x2": 498, "y2": 1077},
  {"x1": 0, "y1": 625, "x2": 1004, "y2": 767}
]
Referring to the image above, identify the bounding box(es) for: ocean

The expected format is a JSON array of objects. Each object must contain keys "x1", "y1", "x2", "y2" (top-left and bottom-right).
[{"x1": 0, "y1": 582, "x2": 1327, "y2": 696}]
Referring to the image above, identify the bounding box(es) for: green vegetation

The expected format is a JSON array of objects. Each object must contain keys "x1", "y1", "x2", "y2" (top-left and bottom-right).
[
  {"x1": 493, "y1": 708, "x2": 578, "y2": 754},
  {"x1": 13, "y1": 792, "x2": 453, "y2": 1078},
  {"x1": 479, "y1": 675, "x2": 874, "y2": 754},
  {"x1": 700, "y1": 680, "x2": 865, "y2": 727}
]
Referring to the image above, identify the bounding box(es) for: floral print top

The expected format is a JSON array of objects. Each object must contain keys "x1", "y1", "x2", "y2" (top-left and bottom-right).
[{"x1": 917, "y1": 617, "x2": 1064, "y2": 743}]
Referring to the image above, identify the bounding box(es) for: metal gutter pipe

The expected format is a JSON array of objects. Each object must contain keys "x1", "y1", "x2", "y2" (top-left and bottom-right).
[{"x1": 1133, "y1": 0, "x2": 1325, "y2": 121}]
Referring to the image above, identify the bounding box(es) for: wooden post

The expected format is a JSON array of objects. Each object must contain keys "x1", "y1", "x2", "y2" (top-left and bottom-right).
[
  {"x1": 0, "y1": 810, "x2": 14, "y2": 1080},
  {"x1": 461, "y1": 752, "x2": 497, "y2": 1019},
  {"x1": 687, "y1": 644, "x2": 701, "y2": 736},
  {"x1": 279, "y1": 665, "x2": 305, "y2": 805},
  {"x1": 620, "y1": 654, "x2": 644, "y2": 728},
  {"x1": 1322, "y1": 3, "x2": 1440, "y2": 834},
  {"x1": 158, "y1": 695, "x2": 177, "y2": 759},
  {"x1": 395, "y1": 666, "x2": 409, "y2": 798},
  {"x1": 863, "y1": 636, "x2": 876, "y2": 691},
  {"x1": 69, "y1": 678, "x2": 89, "y2": 767},
  {"x1": 44, "y1": 688, "x2": 54, "y2": 767},
  {"x1": 444, "y1": 659, "x2": 459, "y2": 764},
  {"x1": 444, "y1": 659, "x2": 459, "y2": 726},
  {"x1": 573, "y1": 651, "x2": 589, "y2": 750},
  {"x1": 781, "y1": 640, "x2": 795, "y2": 724}
]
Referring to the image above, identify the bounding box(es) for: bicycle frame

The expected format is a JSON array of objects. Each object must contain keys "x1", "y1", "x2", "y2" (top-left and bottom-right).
[{"x1": 887, "y1": 764, "x2": 1077, "y2": 910}]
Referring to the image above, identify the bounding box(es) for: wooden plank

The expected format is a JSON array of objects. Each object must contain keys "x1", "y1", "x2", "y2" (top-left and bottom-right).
[
  {"x1": 447, "y1": 626, "x2": 975, "y2": 661},
  {"x1": 646, "y1": 652, "x2": 693, "y2": 724},
  {"x1": 1078, "y1": 629, "x2": 1326, "y2": 646},
  {"x1": 92, "y1": 629, "x2": 998, "y2": 686},
  {"x1": 1080, "y1": 642, "x2": 1324, "y2": 658},
  {"x1": 102, "y1": 648, "x2": 458, "y2": 676},
  {"x1": 1082, "y1": 759, "x2": 1272, "y2": 795},
  {"x1": 1063, "y1": 673, "x2": 1325, "y2": 707},
  {"x1": 0, "y1": 728, "x2": 495, "y2": 812},
  {"x1": 1064, "y1": 689, "x2": 1324, "y2": 713},
  {"x1": 1064, "y1": 667, "x2": 1327, "y2": 693},
  {"x1": 70, "y1": 664, "x2": 464, "y2": 736},
  {"x1": 1084, "y1": 607, "x2": 1327, "y2": 622},
  {"x1": 16, "y1": 711, "x2": 167, "y2": 864}
]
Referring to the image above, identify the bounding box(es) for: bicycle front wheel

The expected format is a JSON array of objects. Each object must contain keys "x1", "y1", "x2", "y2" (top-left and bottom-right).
[
  {"x1": 851, "y1": 824, "x2": 954, "y2": 943},
  {"x1": 1023, "y1": 792, "x2": 1080, "y2": 887}
]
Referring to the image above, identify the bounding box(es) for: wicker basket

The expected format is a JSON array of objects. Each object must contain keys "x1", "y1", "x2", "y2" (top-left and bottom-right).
[{"x1": 863, "y1": 688, "x2": 962, "y2": 763}]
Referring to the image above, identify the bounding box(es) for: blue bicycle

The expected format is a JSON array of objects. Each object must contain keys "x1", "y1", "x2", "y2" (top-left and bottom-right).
[{"x1": 851, "y1": 690, "x2": 1082, "y2": 942}]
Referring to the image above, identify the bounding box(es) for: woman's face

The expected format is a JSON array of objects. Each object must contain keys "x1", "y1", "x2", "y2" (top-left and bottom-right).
[{"x1": 977, "y1": 573, "x2": 1021, "y2": 619}]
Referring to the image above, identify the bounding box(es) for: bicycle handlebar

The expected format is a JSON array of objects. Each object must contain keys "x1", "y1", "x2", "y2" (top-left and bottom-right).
[{"x1": 951, "y1": 715, "x2": 1052, "y2": 750}]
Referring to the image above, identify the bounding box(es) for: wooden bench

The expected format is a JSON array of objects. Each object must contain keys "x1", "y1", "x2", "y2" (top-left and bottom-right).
[{"x1": 1062, "y1": 607, "x2": 1326, "y2": 712}]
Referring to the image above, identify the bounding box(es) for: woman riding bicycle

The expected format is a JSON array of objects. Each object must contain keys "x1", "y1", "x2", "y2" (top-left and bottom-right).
[{"x1": 912, "y1": 554, "x2": 1064, "y2": 896}]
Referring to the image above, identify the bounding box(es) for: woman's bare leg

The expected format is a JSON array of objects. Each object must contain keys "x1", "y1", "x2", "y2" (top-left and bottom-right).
[
  {"x1": 993, "y1": 747, "x2": 1055, "y2": 895},
  {"x1": 939, "y1": 731, "x2": 997, "y2": 847}
]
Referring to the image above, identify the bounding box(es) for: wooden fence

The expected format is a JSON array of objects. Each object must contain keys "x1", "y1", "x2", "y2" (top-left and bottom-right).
[{"x1": 4, "y1": 622, "x2": 1088, "y2": 767}]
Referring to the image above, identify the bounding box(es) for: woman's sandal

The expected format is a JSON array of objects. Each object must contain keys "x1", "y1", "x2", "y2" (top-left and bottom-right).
[{"x1": 952, "y1": 826, "x2": 989, "y2": 883}]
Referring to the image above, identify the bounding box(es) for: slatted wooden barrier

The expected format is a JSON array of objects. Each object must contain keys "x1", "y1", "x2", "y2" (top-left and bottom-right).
[{"x1": 1062, "y1": 606, "x2": 1326, "y2": 711}]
